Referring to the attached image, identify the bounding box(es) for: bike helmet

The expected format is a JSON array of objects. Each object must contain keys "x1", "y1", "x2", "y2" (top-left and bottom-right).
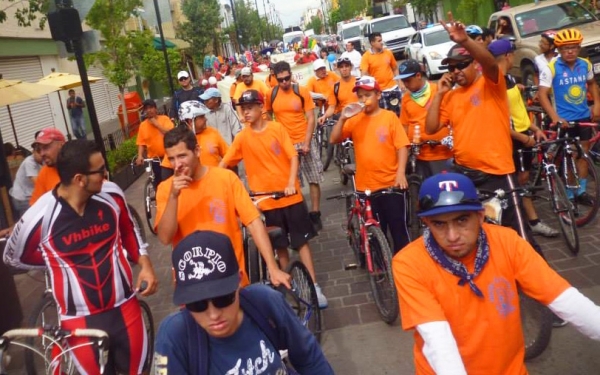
[
  {"x1": 553, "y1": 28, "x2": 583, "y2": 46},
  {"x1": 541, "y1": 30, "x2": 558, "y2": 42},
  {"x1": 465, "y1": 25, "x2": 483, "y2": 36},
  {"x1": 178, "y1": 100, "x2": 210, "y2": 122}
]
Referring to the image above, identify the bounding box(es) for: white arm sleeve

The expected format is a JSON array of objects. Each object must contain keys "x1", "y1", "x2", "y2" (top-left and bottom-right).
[
  {"x1": 548, "y1": 287, "x2": 600, "y2": 340},
  {"x1": 416, "y1": 321, "x2": 467, "y2": 375},
  {"x1": 538, "y1": 64, "x2": 553, "y2": 88}
]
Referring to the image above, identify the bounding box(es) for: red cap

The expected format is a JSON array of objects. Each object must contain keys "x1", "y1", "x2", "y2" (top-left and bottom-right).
[
  {"x1": 352, "y1": 76, "x2": 381, "y2": 92},
  {"x1": 33, "y1": 127, "x2": 66, "y2": 145}
]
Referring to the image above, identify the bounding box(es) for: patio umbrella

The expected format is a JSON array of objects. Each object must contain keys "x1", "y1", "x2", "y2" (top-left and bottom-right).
[
  {"x1": 38, "y1": 72, "x2": 102, "y2": 140},
  {"x1": 0, "y1": 76, "x2": 58, "y2": 146}
]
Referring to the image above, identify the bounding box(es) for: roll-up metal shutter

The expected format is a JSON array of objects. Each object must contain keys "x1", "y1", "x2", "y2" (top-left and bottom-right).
[
  {"x1": 87, "y1": 66, "x2": 123, "y2": 124},
  {"x1": 0, "y1": 57, "x2": 58, "y2": 148}
]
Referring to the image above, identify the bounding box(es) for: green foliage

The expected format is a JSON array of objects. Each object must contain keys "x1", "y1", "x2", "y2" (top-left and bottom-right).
[
  {"x1": 456, "y1": 0, "x2": 484, "y2": 25},
  {"x1": 106, "y1": 136, "x2": 138, "y2": 172},
  {"x1": 410, "y1": 0, "x2": 441, "y2": 21},
  {"x1": 332, "y1": 0, "x2": 367, "y2": 24},
  {"x1": 306, "y1": 16, "x2": 324, "y2": 34},
  {"x1": 177, "y1": 0, "x2": 223, "y2": 61},
  {"x1": 0, "y1": 0, "x2": 48, "y2": 28}
]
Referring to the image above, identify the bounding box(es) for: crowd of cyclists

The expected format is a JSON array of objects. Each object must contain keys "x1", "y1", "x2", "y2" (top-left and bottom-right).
[{"x1": 5, "y1": 8, "x2": 600, "y2": 373}]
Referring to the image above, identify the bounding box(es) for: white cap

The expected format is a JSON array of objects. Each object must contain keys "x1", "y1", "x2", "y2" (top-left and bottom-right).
[
  {"x1": 177, "y1": 70, "x2": 190, "y2": 79},
  {"x1": 313, "y1": 59, "x2": 327, "y2": 71},
  {"x1": 241, "y1": 67, "x2": 252, "y2": 76}
]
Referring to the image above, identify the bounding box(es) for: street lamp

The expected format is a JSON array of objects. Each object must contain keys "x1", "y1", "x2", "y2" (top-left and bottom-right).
[{"x1": 152, "y1": 0, "x2": 175, "y2": 95}]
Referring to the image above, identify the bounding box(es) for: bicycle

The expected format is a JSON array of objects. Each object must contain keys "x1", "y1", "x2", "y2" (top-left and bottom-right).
[
  {"x1": 242, "y1": 191, "x2": 322, "y2": 343},
  {"x1": 327, "y1": 170, "x2": 400, "y2": 324},
  {"x1": 478, "y1": 187, "x2": 554, "y2": 360},
  {"x1": 131, "y1": 157, "x2": 161, "y2": 235},
  {"x1": 380, "y1": 87, "x2": 402, "y2": 116},
  {"x1": 333, "y1": 138, "x2": 354, "y2": 186},
  {"x1": 311, "y1": 93, "x2": 333, "y2": 168},
  {"x1": 0, "y1": 327, "x2": 109, "y2": 375},
  {"x1": 321, "y1": 117, "x2": 337, "y2": 171},
  {"x1": 518, "y1": 140, "x2": 579, "y2": 255},
  {"x1": 531, "y1": 121, "x2": 600, "y2": 227}
]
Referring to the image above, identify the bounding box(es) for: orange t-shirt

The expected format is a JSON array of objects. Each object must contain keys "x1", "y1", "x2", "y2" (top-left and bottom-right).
[
  {"x1": 360, "y1": 49, "x2": 398, "y2": 90},
  {"x1": 265, "y1": 85, "x2": 315, "y2": 144},
  {"x1": 334, "y1": 78, "x2": 358, "y2": 114},
  {"x1": 265, "y1": 74, "x2": 278, "y2": 88},
  {"x1": 393, "y1": 224, "x2": 570, "y2": 375},
  {"x1": 221, "y1": 121, "x2": 303, "y2": 211},
  {"x1": 305, "y1": 71, "x2": 340, "y2": 97},
  {"x1": 30, "y1": 165, "x2": 60, "y2": 205},
  {"x1": 233, "y1": 79, "x2": 270, "y2": 101},
  {"x1": 439, "y1": 70, "x2": 514, "y2": 174},
  {"x1": 229, "y1": 81, "x2": 239, "y2": 101},
  {"x1": 341, "y1": 109, "x2": 409, "y2": 191},
  {"x1": 161, "y1": 127, "x2": 228, "y2": 168},
  {"x1": 400, "y1": 83, "x2": 452, "y2": 161},
  {"x1": 155, "y1": 167, "x2": 260, "y2": 286},
  {"x1": 136, "y1": 115, "x2": 174, "y2": 158}
]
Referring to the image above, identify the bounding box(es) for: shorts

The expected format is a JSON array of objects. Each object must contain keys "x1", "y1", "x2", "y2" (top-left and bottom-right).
[
  {"x1": 59, "y1": 297, "x2": 147, "y2": 375},
  {"x1": 565, "y1": 118, "x2": 594, "y2": 141},
  {"x1": 512, "y1": 131, "x2": 534, "y2": 172},
  {"x1": 262, "y1": 201, "x2": 317, "y2": 250},
  {"x1": 295, "y1": 139, "x2": 325, "y2": 185}
]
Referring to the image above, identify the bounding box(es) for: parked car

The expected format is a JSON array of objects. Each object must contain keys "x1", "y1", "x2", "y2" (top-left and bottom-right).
[
  {"x1": 362, "y1": 14, "x2": 416, "y2": 58},
  {"x1": 405, "y1": 24, "x2": 454, "y2": 78},
  {"x1": 488, "y1": 0, "x2": 600, "y2": 85}
]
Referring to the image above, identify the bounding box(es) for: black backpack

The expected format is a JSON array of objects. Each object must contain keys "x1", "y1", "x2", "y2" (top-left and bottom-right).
[{"x1": 271, "y1": 83, "x2": 304, "y2": 108}]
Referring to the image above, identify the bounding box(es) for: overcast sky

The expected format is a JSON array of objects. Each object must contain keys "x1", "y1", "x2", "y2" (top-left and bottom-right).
[{"x1": 230, "y1": 0, "x2": 325, "y2": 28}]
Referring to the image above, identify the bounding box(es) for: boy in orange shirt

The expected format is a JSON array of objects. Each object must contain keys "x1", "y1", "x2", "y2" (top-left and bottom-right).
[
  {"x1": 220, "y1": 89, "x2": 328, "y2": 308},
  {"x1": 330, "y1": 76, "x2": 410, "y2": 254},
  {"x1": 155, "y1": 126, "x2": 290, "y2": 289},
  {"x1": 393, "y1": 172, "x2": 600, "y2": 375},
  {"x1": 136, "y1": 99, "x2": 174, "y2": 188}
]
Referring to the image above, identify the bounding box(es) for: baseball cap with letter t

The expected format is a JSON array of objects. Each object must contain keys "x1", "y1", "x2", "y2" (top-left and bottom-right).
[
  {"x1": 172, "y1": 231, "x2": 240, "y2": 305},
  {"x1": 417, "y1": 172, "x2": 483, "y2": 217},
  {"x1": 33, "y1": 127, "x2": 66, "y2": 146}
]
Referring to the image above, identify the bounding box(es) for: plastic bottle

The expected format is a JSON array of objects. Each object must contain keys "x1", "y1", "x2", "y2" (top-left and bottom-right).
[
  {"x1": 342, "y1": 102, "x2": 365, "y2": 118},
  {"x1": 413, "y1": 125, "x2": 421, "y2": 144}
]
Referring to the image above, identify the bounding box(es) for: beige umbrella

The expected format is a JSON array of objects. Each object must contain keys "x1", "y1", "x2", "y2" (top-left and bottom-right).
[
  {"x1": 0, "y1": 76, "x2": 59, "y2": 145},
  {"x1": 38, "y1": 72, "x2": 103, "y2": 140}
]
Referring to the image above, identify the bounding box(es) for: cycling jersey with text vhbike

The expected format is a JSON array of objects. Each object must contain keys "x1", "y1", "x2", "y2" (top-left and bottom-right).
[{"x1": 4, "y1": 181, "x2": 147, "y2": 318}]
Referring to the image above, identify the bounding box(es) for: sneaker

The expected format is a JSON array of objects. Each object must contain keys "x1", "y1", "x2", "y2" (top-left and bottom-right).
[
  {"x1": 553, "y1": 314, "x2": 568, "y2": 328},
  {"x1": 309, "y1": 211, "x2": 323, "y2": 232},
  {"x1": 530, "y1": 221, "x2": 559, "y2": 238},
  {"x1": 576, "y1": 192, "x2": 595, "y2": 207},
  {"x1": 314, "y1": 284, "x2": 328, "y2": 309}
]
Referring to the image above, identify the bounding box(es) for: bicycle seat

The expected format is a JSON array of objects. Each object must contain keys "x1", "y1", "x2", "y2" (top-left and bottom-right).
[
  {"x1": 343, "y1": 163, "x2": 356, "y2": 176},
  {"x1": 266, "y1": 226, "x2": 284, "y2": 245}
]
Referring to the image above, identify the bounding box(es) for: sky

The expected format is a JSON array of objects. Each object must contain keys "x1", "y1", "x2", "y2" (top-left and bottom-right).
[{"x1": 234, "y1": 0, "x2": 325, "y2": 28}]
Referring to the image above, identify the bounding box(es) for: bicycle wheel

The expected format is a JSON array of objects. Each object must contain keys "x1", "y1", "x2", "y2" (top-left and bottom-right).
[
  {"x1": 285, "y1": 261, "x2": 322, "y2": 343},
  {"x1": 345, "y1": 195, "x2": 362, "y2": 267},
  {"x1": 128, "y1": 204, "x2": 147, "y2": 244},
  {"x1": 315, "y1": 128, "x2": 324, "y2": 160},
  {"x1": 547, "y1": 170, "x2": 579, "y2": 255},
  {"x1": 366, "y1": 226, "x2": 399, "y2": 324},
  {"x1": 322, "y1": 126, "x2": 334, "y2": 171},
  {"x1": 407, "y1": 175, "x2": 423, "y2": 242},
  {"x1": 520, "y1": 290, "x2": 553, "y2": 360},
  {"x1": 25, "y1": 295, "x2": 70, "y2": 375},
  {"x1": 138, "y1": 300, "x2": 155, "y2": 373},
  {"x1": 243, "y1": 227, "x2": 261, "y2": 284},
  {"x1": 563, "y1": 154, "x2": 600, "y2": 227},
  {"x1": 143, "y1": 179, "x2": 157, "y2": 235}
]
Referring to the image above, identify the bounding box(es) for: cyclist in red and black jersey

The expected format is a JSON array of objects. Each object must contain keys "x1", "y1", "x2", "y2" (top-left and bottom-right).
[{"x1": 4, "y1": 140, "x2": 158, "y2": 375}]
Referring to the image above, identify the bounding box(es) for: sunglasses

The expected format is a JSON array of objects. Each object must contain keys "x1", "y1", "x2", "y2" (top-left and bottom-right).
[
  {"x1": 337, "y1": 57, "x2": 352, "y2": 64},
  {"x1": 356, "y1": 78, "x2": 375, "y2": 86},
  {"x1": 418, "y1": 191, "x2": 480, "y2": 213},
  {"x1": 83, "y1": 166, "x2": 107, "y2": 176},
  {"x1": 179, "y1": 76, "x2": 189, "y2": 81},
  {"x1": 276, "y1": 75, "x2": 292, "y2": 83},
  {"x1": 185, "y1": 291, "x2": 237, "y2": 313},
  {"x1": 447, "y1": 60, "x2": 473, "y2": 73}
]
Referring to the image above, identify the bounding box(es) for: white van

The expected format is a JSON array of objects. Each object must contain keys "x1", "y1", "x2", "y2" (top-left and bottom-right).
[
  {"x1": 363, "y1": 15, "x2": 416, "y2": 57},
  {"x1": 337, "y1": 19, "x2": 368, "y2": 53}
]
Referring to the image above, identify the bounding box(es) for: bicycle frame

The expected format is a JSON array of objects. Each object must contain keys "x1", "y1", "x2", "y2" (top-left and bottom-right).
[{"x1": 347, "y1": 191, "x2": 381, "y2": 273}]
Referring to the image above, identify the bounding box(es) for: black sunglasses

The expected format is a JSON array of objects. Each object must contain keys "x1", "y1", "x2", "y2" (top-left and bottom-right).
[
  {"x1": 83, "y1": 166, "x2": 107, "y2": 176},
  {"x1": 185, "y1": 291, "x2": 237, "y2": 313},
  {"x1": 418, "y1": 191, "x2": 480, "y2": 213},
  {"x1": 447, "y1": 60, "x2": 473, "y2": 73},
  {"x1": 276, "y1": 75, "x2": 292, "y2": 83},
  {"x1": 179, "y1": 76, "x2": 189, "y2": 81}
]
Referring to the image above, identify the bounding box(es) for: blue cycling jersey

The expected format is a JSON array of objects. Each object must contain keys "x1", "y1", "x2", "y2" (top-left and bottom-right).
[{"x1": 547, "y1": 57, "x2": 592, "y2": 121}]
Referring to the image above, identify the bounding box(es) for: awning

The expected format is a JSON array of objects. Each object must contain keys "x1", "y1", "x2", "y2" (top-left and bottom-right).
[{"x1": 153, "y1": 37, "x2": 176, "y2": 50}]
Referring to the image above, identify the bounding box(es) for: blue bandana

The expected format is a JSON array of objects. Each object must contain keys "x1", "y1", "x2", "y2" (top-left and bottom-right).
[{"x1": 423, "y1": 228, "x2": 489, "y2": 297}]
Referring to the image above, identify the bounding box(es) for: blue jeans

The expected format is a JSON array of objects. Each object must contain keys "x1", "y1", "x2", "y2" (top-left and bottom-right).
[{"x1": 71, "y1": 115, "x2": 86, "y2": 139}]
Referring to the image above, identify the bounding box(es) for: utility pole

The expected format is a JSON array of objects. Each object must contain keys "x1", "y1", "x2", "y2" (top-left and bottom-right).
[{"x1": 229, "y1": 0, "x2": 243, "y2": 52}]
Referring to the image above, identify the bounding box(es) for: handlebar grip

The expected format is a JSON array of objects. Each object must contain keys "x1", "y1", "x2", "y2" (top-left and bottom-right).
[
  {"x1": 72, "y1": 328, "x2": 109, "y2": 339},
  {"x1": 1, "y1": 328, "x2": 41, "y2": 339},
  {"x1": 138, "y1": 281, "x2": 148, "y2": 293}
]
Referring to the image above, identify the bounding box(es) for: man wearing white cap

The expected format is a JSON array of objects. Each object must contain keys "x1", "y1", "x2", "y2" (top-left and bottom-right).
[
  {"x1": 200, "y1": 88, "x2": 242, "y2": 145},
  {"x1": 171, "y1": 70, "x2": 203, "y2": 120},
  {"x1": 232, "y1": 67, "x2": 269, "y2": 118}
]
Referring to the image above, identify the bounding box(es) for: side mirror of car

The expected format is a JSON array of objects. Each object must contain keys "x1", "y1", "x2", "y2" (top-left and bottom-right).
[{"x1": 412, "y1": 42, "x2": 422, "y2": 48}]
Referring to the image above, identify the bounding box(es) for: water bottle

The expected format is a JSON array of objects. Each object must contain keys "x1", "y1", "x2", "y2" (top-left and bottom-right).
[
  {"x1": 413, "y1": 125, "x2": 421, "y2": 144},
  {"x1": 342, "y1": 102, "x2": 365, "y2": 118}
]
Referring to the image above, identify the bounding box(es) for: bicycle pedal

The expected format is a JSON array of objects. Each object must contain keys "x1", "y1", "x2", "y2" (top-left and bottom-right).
[{"x1": 345, "y1": 263, "x2": 358, "y2": 270}]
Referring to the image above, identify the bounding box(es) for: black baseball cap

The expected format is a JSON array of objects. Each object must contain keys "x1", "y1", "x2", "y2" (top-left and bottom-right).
[
  {"x1": 441, "y1": 44, "x2": 474, "y2": 65},
  {"x1": 142, "y1": 99, "x2": 157, "y2": 109},
  {"x1": 236, "y1": 90, "x2": 264, "y2": 106},
  {"x1": 395, "y1": 59, "x2": 423, "y2": 80}
]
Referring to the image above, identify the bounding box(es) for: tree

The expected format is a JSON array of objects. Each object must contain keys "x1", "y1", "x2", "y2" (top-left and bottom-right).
[
  {"x1": 409, "y1": 0, "x2": 441, "y2": 22},
  {"x1": 306, "y1": 15, "x2": 324, "y2": 34},
  {"x1": 0, "y1": 0, "x2": 48, "y2": 28},
  {"x1": 177, "y1": 0, "x2": 223, "y2": 62}
]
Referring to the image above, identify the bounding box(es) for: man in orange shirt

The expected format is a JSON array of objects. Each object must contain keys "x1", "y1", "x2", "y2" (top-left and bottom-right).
[
  {"x1": 397, "y1": 59, "x2": 452, "y2": 178},
  {"x1": 307, "y1": 59, "x2": 340, "y2": 125},
  {"x1": 330, "y1": 76, "x2": 410, "y2": 254},
  {"x1": 266, "y1": 61, "x2": 324, "y2": 231},
  {"x1": 29, "y1": 127, "x2": 65, "y2": 205},
  {"x1": 220, "y1": 89, "x2": 328, "y2": 308},
  {"x1": 321, "y1": 56, "x2": 358, "y2": 122},
  {"x1": 233, "y1": 67, "x2": 269, "y2": 118},
  {"x1": 155, "y1": 126, "x2": 290, "y2": 289},
  {"x1": 425, "y1": 15, "x2": 540, "y2": 254},
  {"x1": 136, "y1": 99, "x2": 174, "y2": 188},
  {"x1": 229, "y1": 69, "x2": 243, "y2": 106},
  {"x1": 393, "y1": 172, "x2": 600, "y2": 375}
]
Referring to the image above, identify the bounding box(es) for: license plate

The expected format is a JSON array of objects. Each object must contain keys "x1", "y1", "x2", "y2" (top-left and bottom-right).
[{"x1": 594, "y1": 62, "x2": 600, "y2": 74}]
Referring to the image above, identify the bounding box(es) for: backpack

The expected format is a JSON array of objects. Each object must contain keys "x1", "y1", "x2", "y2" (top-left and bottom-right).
[
  {"x1": 271, "y1": 83, "x2": 304, "y2": 108},
  {"x1": 333, "y1": 77, "x2": 357, "y2": 105},
  {"x1": 182, "y1": 288, "x2": 286, "y2": 374}
]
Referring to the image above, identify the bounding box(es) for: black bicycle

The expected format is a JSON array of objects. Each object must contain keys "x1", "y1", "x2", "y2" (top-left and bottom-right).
[{"x1": 333, "y1": 138, "x2": 354, "y2": 186}]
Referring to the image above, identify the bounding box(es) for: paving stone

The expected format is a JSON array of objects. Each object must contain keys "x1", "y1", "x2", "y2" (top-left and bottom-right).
[
  {"x1": 322, "y1": 284, "x2": 351, "y2": 298},
  {"x1": 551, "y1": 255, "x2": 593, "y2": 271},
  {"x1": 577, "y1": 265, "x2": 600, "y2": 285},
  {"x1": 342, "y1": 294, "x2": 369, "y2": 306},
  {"x1": 358, "y1": 303, "x2": 386, "y2": 325},
  {"x1": 322, "y1": 306, "x2": 360, "y2": 330},
  {"x1": 558, "y1": 269, "x2": 595, "y2": 289}
]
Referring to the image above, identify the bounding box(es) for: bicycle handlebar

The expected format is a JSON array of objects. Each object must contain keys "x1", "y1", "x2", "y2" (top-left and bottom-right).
[
  {"x1": 555, "y1": 121, "x2": 598, "y2": 129},
  {"x1": 477, "y1": 186, "x2": 543, "y2": 200},
  {"x1": 249, "y1": 191, "x2": 286, "y2": 199},
  {"x1": 1, "y1": 327, "x2": 108, "y2": 340},
  {"x1": 411, "y1": 140, "x2": 442, "y2": 147}
]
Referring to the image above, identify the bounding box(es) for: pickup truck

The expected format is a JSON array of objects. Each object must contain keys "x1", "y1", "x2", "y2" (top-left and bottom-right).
[{"x1": 488, "y1": 0, "x2": 600, "y2": 85}]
